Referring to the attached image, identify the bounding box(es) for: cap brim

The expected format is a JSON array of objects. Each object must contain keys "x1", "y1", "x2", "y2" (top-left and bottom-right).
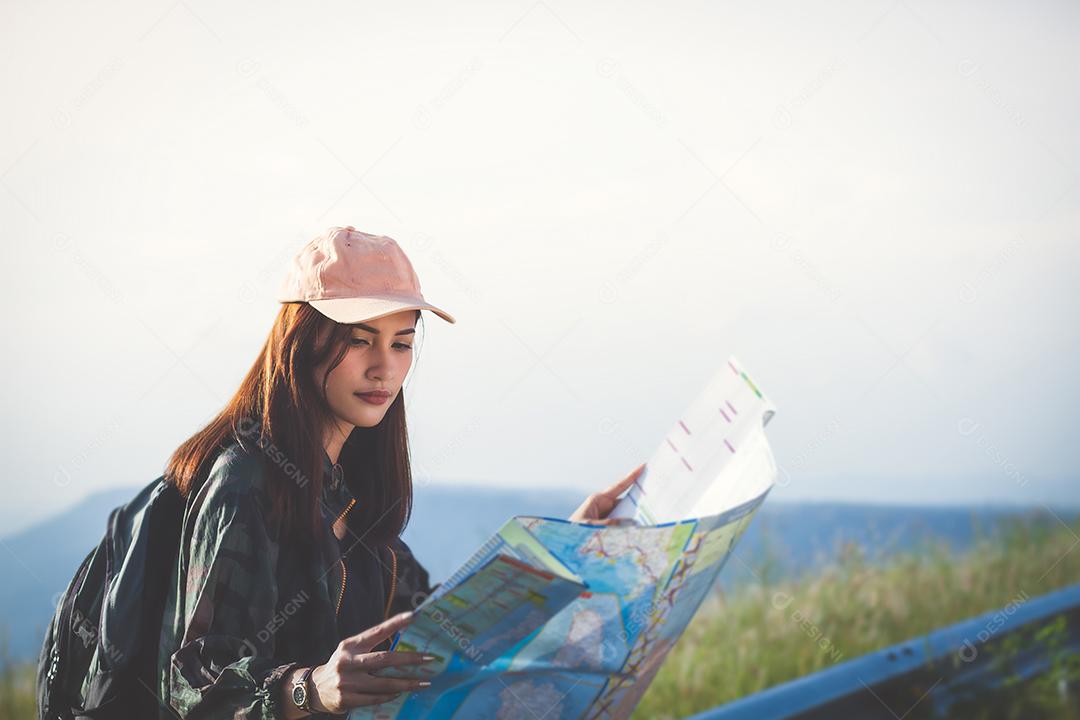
[{"x1": 307, "y1": 295, "x2": 456, "y2": 325}]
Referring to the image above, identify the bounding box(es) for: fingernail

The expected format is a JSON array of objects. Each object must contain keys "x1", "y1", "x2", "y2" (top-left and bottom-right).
[
  {"x1": 419, "y1": 681, "x2": 431, "y2": 687},
  {"x1": 421, "y1": 654, "x2": 437, "y2": 661}
]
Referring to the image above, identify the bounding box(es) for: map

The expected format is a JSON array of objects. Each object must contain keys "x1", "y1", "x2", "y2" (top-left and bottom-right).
[{"x1": 350, "y1": 355, "x2": 777, "y2": 719}]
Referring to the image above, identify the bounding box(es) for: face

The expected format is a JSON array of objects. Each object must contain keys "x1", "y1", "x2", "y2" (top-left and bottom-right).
[{"x1": 314, "y1": 310, "x2": 417, "y2": 437}]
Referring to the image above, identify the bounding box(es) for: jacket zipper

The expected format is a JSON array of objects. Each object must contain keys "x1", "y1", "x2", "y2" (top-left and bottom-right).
[
  {"x1": 383, "y1": 547, "x2": 398, "y2": 620},
  {"x1": 332, "y1": 498, "x2": 399, "y2": 619},
  {"x1": 334, "y1": 499, "x2": 356, "y2": 616}
]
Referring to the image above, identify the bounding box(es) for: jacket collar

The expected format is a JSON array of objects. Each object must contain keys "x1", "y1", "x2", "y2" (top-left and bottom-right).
[{"x1": 319, "y1": 447, "x2": 356, "y2": 521}]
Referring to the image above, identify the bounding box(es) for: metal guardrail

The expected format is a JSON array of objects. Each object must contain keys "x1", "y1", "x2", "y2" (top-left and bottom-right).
[{"x1": 689, "y1": 582, "x2": 1080, "y2": 719}]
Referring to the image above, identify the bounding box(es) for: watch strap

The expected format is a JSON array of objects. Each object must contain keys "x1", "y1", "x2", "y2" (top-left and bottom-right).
[{"x1": 293, "y1": 665, "x2": 318, "y2": 712}]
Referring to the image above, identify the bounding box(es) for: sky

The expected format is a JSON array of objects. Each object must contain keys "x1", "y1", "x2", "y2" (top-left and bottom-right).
[{"x1": 1, "y1": 0, "x2": 1078, "y2": 535}]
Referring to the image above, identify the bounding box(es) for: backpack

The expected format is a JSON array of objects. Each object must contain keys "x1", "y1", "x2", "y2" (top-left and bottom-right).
[{"x1": 36, "y1": 475, "x2": 184, "y2": 720}]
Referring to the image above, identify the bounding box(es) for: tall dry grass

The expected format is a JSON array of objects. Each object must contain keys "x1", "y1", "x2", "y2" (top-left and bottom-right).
[{"x1": 635, "y1": 513, "x2": 1080, "y2": 718}]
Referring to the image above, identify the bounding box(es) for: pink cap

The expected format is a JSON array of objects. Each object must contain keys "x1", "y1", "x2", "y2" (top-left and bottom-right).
[{"x1": 278, "y1": 226, "x2": 456, "y2": 325}]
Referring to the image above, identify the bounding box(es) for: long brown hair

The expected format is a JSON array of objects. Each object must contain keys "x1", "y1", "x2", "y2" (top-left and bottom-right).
[{"x1": 164, "y1": 302, "x2": 421, "y2": 546}]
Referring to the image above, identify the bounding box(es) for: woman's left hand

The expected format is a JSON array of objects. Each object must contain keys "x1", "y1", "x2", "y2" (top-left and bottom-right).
[{"x1": 568, "y1": 463, "x2": 646, "y2": 525}]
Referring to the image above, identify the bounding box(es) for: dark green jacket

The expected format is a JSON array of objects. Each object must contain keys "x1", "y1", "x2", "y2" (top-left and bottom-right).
[{"x1": 155, "y1": 440, "x2": 432, "y2": 719}]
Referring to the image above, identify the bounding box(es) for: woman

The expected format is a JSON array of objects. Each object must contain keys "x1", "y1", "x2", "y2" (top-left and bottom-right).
[{"x1": 155, "y1": 226, "x2": 644, "y2": 719}]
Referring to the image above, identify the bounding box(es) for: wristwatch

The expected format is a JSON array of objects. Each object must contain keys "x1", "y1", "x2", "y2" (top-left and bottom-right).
[{"x1": 291, "y1": 665, "x2": 317, "y2": 713}]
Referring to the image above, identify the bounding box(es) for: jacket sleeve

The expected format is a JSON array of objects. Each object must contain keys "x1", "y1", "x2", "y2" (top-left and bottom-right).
[{"x1": 167, "y1": 459, "x2": 300, "y2": 719}]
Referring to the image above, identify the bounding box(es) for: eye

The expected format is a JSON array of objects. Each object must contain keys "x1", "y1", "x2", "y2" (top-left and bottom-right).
[{"x1": 349, "y1": 337, "x2": 413, "y2": 351}]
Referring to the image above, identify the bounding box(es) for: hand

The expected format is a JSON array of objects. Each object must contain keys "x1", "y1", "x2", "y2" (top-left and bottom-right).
[
  {"x1": 308, "y1": 611, "x2": 435, "y2": 713},
  {"x1": 568, "y1": 463, "x2": 645, "y2": 525}
]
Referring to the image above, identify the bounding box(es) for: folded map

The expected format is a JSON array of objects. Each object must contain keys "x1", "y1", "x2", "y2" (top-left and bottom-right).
[{"x1": 350, "y1": 355, "x2": 778, "y2": 719}]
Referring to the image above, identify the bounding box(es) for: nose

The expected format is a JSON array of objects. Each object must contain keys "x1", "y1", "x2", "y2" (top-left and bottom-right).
[{"x1": 366, "y1": 345, "x2": 395, "y2": 383}]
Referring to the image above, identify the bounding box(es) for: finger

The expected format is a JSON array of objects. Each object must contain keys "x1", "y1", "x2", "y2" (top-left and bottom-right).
[
  {"x1": 349, "y1": 675, "x2": 431, "y2": 694},
  {"x1": 345, "y1": 651, "x2": 436, "y2": 672},
  {"x1": 341, "y1": 691, "x2": 402, "y2": 708},
  {"x1": 601, "y1": 463, "x2": 645, "y2": 498},
  {"x1": 342, "y1": 611, "x2": 413, "y2": 652}
]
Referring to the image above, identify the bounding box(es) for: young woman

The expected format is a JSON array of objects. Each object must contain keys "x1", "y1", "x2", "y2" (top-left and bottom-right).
[{"x1": 154, "y1": 226, "x2": 644, "y2": 719}]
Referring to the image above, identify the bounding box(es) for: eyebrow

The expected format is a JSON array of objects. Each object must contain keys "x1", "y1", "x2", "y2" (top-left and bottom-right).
[{"x1": 348, "y1": 322, "x2": 416, "y2": 336}]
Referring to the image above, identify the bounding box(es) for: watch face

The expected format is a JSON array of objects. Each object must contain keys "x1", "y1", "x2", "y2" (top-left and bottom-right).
[{"x1": 292, "y1": 683, "x2": 307, "y2": 707}]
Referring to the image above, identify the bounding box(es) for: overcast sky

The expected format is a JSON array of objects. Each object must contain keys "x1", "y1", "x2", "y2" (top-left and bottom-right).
[{"x1": 2, "y1": 0, "x2": 1077, "y2": 535}]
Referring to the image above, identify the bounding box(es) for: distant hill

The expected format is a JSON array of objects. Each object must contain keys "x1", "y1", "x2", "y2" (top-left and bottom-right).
[
  {"x1": 1, "y1": 481, "x2": 1074, "y2": 662},
  {"x1": 0, "y1": 485, "x2": 138, "y2": 662}
]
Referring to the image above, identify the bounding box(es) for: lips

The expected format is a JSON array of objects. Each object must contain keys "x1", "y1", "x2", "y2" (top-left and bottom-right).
[{"x1": 356, "y1": 390, "x2": 390, "y2": 398}]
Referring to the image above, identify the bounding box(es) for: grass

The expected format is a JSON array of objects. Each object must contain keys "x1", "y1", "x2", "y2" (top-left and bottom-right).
[
  {"x1": 1, "y1": 513, "x2": 1077, "y2": 719},
  {"x1": 634, "y1": 511, "x2": 1080, "y2": 719},
  {"x1": 0, "y1": 627, "x2": 35, "y2": 720}
]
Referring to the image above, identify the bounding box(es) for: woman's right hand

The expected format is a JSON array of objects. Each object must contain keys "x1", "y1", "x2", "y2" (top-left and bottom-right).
[{"x1": 309, "y1": 611, "x2": 436, "y2": 713}]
